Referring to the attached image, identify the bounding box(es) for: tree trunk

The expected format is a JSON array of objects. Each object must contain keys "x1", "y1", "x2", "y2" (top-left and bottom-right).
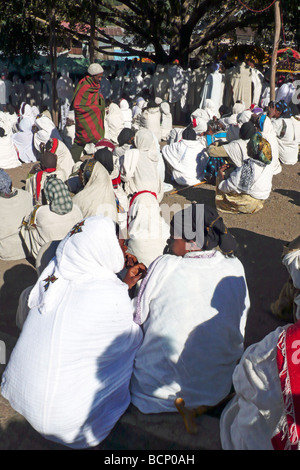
[
  {"x1": 49, "y1": 6, "x2": 59, "y2": 126},
  {"x1": 89, "y1": 0, "x2": 96, "y2": 63},
  {"x1": 270, "y1": 0, "x2": 281, "y2": 102}
]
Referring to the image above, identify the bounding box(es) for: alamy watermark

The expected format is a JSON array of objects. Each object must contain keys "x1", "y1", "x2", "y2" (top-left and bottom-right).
[{"x1": 0, "y1": 340, "x2": 6, "y2": 365}]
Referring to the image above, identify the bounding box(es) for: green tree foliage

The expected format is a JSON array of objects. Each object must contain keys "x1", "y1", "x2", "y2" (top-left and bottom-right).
[{"x1": 0, "y1": 0, "x2": 298, "y2": 68}]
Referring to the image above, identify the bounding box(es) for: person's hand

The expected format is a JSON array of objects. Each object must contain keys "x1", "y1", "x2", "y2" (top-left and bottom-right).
[
  {"x1": 123, "y1": 263, "x2": 147, "y2": 290},
  {"x1": 124, "y1": 251, "x2": 138, "y2": 268},
  {"x1": 218, "y1": 163, "x2": 230, "y2": 180}
]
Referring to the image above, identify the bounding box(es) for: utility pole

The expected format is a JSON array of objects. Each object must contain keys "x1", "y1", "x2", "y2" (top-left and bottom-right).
[{"x1": 270, "y1": 0, "x2": 281, "y2": 102}]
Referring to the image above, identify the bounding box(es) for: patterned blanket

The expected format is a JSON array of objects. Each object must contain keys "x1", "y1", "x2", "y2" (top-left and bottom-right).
[{"x1": 71, "y1": 75, "x2": 105, "y2": 146}]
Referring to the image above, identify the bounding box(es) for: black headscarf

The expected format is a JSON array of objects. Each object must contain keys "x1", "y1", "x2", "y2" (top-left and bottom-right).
[
  {"x1": 117, "y1": 128, "x2": 135, "y2": 147},
  {"x1": 182, "y1": 127, "x2": 196, "y2": 141},
  {"x1": 239, "y1": 121, "x2": 257, "y2": 140},
  {"x1": 94, "y1": 147, "x2": 114, "y2": 174}
]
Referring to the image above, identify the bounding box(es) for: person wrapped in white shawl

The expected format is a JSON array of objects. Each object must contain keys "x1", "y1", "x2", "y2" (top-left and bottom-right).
[
  {"x1": 121, "y1": 128, "x2": 164, "y2": 202},
  {"x1": 1, "y1": 215, "x2": 144, "y2": 449},
  {"x1": 162, "y1": 126, "x2": 208, "y2": 186},
  {"x1": 130, "y1": 203, "x2": 249, "y2": 414}
]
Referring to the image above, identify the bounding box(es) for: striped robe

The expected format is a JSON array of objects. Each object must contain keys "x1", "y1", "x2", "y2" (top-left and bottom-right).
[{"x1": 71, "y1": 75, "x2": 105, "y2": 146}]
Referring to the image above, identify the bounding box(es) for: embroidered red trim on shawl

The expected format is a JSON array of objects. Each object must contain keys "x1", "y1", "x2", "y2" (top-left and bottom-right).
[{"x1": 272, "y1": 322, "x2": 300, "y2": 450}]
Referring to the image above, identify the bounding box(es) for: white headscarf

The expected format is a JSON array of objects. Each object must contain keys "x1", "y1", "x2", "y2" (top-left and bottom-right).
[
  {"x1": 122, "y1": 128, "x2": 164, "y2": 201},
  {"x1": 72, "y1": 160, "x2": 117, "y2": 221},
  {"x1": 12, "y1": 117, "x2": 37, "y2": 163},
  {"x1": 28, "y1": 215, "x2": 125, "y2": 315},
  {"x1": 34, "y1": 115, "x2": 62, "y2": 150}
]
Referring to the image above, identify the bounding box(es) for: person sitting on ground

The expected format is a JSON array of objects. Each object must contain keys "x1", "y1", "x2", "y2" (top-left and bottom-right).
[
  {"x1": 12, "y1": 116, "x2": 37, "y2": 164},
  {"x1": 1, "y1": 214, "x2": 146, "y2": 449},
  {"x1": 0, "y1": 169, "x2": 33, "y2": 260},
  {"x1": 215, "y1": 132, "x2": 274, "y2": 214},
  {"x1": 121, "y1": 128, "x2": 164, "y2": 203},
  {"x1": 20, "y1": 175, "x2": 83, "y2": 259},
  {"x1": 162, "y1": 126, "x2": 209, "y2": 186},
  {"x1": 0, "y1": 118, "x2": 21, "y2": 170},
  {"x1": 220, "y1": 256, "x2": 300, "y2": 451},
  {"x1": 104, "y1": 101, "x2": 125, "y2": 145},
  {"x1": 207, "y1": 121, "x2": 257, "y2": 168},
  {"x1": 126, "y1": 190, "x2": 170, "y2": 268},
  {"x1": 39, "y1": 137, "x2": 75, "y2": 180},
  {"x1": 72, "y1": 158, "x2": 117, "y2": 222},
  {"x1": 251, "y1": 111, "x2": 282, "y2": 175},
  {"x1": 268, "y1": 100, "x2": 300, "y2": 166},
  {"x1": 130, "y1": 203, "x2": 250, "y2": 415},
  {"x1": 119, "y1": 97, "x2": 132, "y2": 129},
  {"x1": 94, "y1": 146, "x2": 129, "y2": 233},
  {"x1": 25, "y1": 151, "x2": 67, "y2": 206},
  {"x1": 139, "y1": 99, "x2": 162, "y2": 143},
  {"x1": 113, "y1": 128, "x2": 135, "y2": 161},
  {"x1": 225, "y1": 109, "x2": 252, "y2": 142},
  {"x1": 270, "y1": 234, "x2": 300, "y2": 323}
]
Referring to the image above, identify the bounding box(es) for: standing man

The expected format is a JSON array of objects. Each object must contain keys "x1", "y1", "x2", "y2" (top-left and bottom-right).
[{"x1": 70, "y1": 63, "x2": 105, "y2": 162}]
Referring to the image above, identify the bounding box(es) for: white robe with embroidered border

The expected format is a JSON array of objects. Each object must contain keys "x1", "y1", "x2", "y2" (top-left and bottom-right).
[
  {"x1": 220, "y1": 325, "x2": 289, "y2": 450},
  {"x1": 130, "y1": 250, "x2": 250, "y2": 413},
  {"x1": 1, "y1": 215, "x2": 143, "y2": 449}
]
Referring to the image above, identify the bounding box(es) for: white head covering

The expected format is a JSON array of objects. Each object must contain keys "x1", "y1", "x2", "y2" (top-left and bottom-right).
[
  {"x1": 237, "y1": 110, "x2": 252, "y2": 124},
  {"x1": 72, "y1": 160, "x2": 117, "y2": 221},
  {"x1": 88, "y1": 63, "x2": 104, "y2": 76},
  {"x1": 192, "y1": 116, "x2": 208, "y2": 134},
  {"x1": 233, "y1": 101, "x2": 246, "y2": 115},
  {"x1": 119, "y1": 98, "x2": 129, "y2": 110},
  {"x1": 33, "y1": 115, "x2": 62, "y2": 150}
]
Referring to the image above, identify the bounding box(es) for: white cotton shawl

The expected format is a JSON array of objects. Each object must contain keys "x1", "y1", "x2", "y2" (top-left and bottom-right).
[
  {"x1": 0, "y1": 112, "x2": 21, "y2": 169},
  {"x1": 20, "y1": 203, "x2": 83, "y2": 259},
  {"x1": 54, "y1": 140, "x2": 75, "y2": 178},
  {"x1": 162, "y1": 138, "x2": 208, "y2": 185},
  {"x1": 272, "y1": 117, "x2": 299, "y2": 165},
  {"x1": 139, "y1": 107, "x2": 162, "y2": 142},
  {"x1": 1, "y1": 215, "x2": 142, "y2": 449},
  {"x1": 19, "y1": 103, "x2": 35, "y2": 127},
  {"x1": 282, "y1": 248, "x2": 300, "y2": 320},
  {"x1": 127, "y1": 192, "x2": 170, "y2": 267},
  {"x1": 0, "y1": 188, "x2": 33, "y2": 260},
  {"x1": 224, "y1": 139, "x2": 248, "y2": 167},
  {"x1": 34, "y1": 115, "x2": 63, "y2": 150},
  {"x1": 119, "y1": 99, "x2": 132, "y2": 128},
  {"x1": 12, "y1": 117, "x2": 37, "y2": 163},
  {"x1": 121, "y1": 129, "x2": 164, "y2": 201},
  {"x1": 72, "y1": 160, "x2": 117, "y2": 221},
  {"x1": 218, "y1": 157, "x2": 273, "y2": 200},
  {"x1": 131, "y1": 251, "x2": 250, "y2": 413},
  {"x1": 220, "y1": 325, "x2": 288, "y2": 450},
  {"x1": 104, "y1": 103, "x2": 125, "y2": 144}
]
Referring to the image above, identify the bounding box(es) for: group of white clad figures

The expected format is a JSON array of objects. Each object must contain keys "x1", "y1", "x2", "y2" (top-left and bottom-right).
[{"x1": 0, "y1": 59, "x2": 299, "y2": 451}]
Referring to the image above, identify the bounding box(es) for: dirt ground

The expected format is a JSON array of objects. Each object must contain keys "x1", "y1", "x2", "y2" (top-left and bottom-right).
[{"x1": 0, "y1": 157, "x2": 299, "y2": 449}]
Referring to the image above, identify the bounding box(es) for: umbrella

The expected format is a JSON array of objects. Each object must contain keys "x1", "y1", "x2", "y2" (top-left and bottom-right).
[{"x1": 276, "y1": 47, "x2": 300, "y2": 74}]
